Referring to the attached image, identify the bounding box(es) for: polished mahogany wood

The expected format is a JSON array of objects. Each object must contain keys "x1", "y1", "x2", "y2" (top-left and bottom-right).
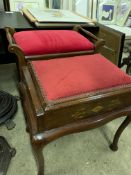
[{"x1": 18, "y1": 64, "x2": 131, "y2": 175}]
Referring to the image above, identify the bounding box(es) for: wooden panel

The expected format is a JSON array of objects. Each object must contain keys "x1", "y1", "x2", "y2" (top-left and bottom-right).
[
  {"x1": 37, "y1": 89, "x2": 131, "y2": 131},
  {"x1": 95, "y1": 24, "x2": 125, "y2": 66}
]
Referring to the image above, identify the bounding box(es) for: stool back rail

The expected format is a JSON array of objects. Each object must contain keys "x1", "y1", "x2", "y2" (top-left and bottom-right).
[{"x1": 19, "y1": 65, "x2": 131, "y2": 175}]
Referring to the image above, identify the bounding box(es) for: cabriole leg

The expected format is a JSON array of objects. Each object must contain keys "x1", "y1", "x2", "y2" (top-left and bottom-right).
[
  {"x1": 110, "y1": 116, "x2": 131, "y2": 151},
  {"x1": 32, "y1": 142, "x2": 44, "y2": 175}
]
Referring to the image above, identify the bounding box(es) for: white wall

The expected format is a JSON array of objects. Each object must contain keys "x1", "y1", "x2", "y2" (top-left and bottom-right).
[
  {"x1": 75, "y1": 0, "x2": 88, "y2": 16},
  {"x1": 0, "y1": 0, "x2": 4, "y2": 11},
  {"x1": 63, "y1": 0, "x2": 70, "y2": 10}
]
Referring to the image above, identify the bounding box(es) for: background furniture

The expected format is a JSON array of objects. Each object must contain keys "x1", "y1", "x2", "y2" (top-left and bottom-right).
[
  {"x1": 0, "y1": 12, "x2": 33, "y2": 64},
  {"x1": 106, "y1": 25, "x2": 131, "y2": 74},
  {"x1": 106, "y1": 25, "x2": 131, "y2": 41},
  {"x1": 0, "y1": 136, "x2": 16, "y2": 175}
]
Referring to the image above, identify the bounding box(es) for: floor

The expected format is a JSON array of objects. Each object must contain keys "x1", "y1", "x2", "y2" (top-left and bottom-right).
[{"x1": 0, "y1": 63, "x2": 131, "y2": 175}]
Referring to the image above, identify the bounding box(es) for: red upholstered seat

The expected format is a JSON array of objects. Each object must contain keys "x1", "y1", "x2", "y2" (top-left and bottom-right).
[
  {"x1": 30, "y1": 54, "x2": 131, "y2": 101},
  {"x1": 13, "y1": 30, "x2": 94, "y2": 56}
]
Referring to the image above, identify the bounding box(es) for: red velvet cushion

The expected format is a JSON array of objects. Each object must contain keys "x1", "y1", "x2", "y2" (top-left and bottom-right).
[
  {"x1": 13, "y1": 30, "x2": 94, "y2": 56},
  {"x1": 31, "y1": 54, "x2": 131, "y2": 101}
]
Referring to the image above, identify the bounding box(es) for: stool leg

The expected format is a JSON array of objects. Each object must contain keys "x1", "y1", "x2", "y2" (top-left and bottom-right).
[
  {"x1": 110, "y1": 116, "x2": 131, "y2": 151},
  {"x1": 32, "y1": 143, "x2": 44, "y2": 175}
]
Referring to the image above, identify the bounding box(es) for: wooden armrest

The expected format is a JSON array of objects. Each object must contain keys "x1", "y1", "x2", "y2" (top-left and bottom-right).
[
  {"x1": 73, "y1": 25, "x2": 105, "y2": 51},
  {"x1": 5, "y1": 27, "x2": 25, "y2": 58}
]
